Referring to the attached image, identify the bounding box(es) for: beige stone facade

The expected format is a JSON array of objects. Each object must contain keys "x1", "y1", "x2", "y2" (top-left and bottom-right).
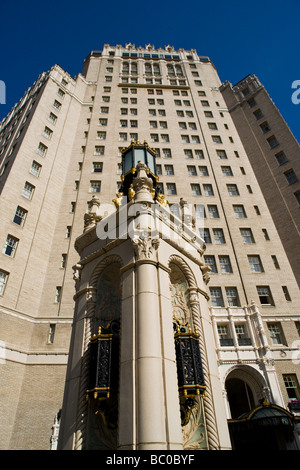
[
  {"x1": 0, "y1": 44, "x2": 299, "y2": 450},
  {"x1": 221, "y1": 75, "x2": 300, "y2": 286}
]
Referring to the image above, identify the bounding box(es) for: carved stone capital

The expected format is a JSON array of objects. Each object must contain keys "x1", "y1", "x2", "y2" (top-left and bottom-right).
[{"x1": 132, "y1": 235, "x2": 160, "y2": 260}]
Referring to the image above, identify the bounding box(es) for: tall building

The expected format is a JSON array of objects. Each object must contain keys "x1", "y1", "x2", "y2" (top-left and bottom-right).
[
  {"x1": 0, "y1": 44, "x2": 299, "y2": 451},
  {"x1": 221, "y1": 75, "x2": 300, "y2": 286}
]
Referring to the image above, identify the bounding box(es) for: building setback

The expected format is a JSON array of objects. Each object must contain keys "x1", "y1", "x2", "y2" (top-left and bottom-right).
[
  {"x1": 221, "y1": 75, "x2": 300, "y2": 287},
  {"x1": 0, "y1": 44, "x2": 299, "y2": 450}
]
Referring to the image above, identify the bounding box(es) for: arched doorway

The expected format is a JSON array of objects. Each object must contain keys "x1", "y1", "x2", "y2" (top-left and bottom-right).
[
  {"x1": 225, "y1": 366, "x2": 265, "y2": 420},
  {"x1": 225, "y1": 367, "x2": 299, "y2": 450},
  {"x1": 226, "y1": 377, "x2": 255, "y2": 419}
]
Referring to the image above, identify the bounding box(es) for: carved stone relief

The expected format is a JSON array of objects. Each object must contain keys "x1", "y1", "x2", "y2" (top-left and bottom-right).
[{"x1": 169, "y1": 262, "x2": 191, "y2": 325}]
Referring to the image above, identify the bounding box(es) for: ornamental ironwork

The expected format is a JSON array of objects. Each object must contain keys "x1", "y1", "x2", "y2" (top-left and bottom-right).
[
  {"x1": 174, "y1": 321, "x2": 206, "y2": 425},
  {"x1": 87, "y1": 320, "x2": 120, "y2": 400}
]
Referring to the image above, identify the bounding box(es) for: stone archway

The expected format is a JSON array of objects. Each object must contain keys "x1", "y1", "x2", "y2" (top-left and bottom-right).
[{"x1": 224, "y1": 365, "x2": 266, "y2": 419}]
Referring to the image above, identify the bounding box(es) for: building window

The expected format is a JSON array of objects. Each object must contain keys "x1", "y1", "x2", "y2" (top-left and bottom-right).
[
  {"x1": 43, "y1": 126, "x2": 53, "y2": 139},
  {"x1": 262, "y1": 228, "x2": 270, "y2": 240},
  {"x1": 283, "y1": 375, "x2": 300, "y2": 401},
  {"x1": 209, "y1": 287, "x2": 224, "y2": 307},
  {"x1": 204, "y1": 255, "x2": 217, "y2": 273},
  {"x1": 213, "y1": 228, "x2": 225, "y2": 244},
  {"x1": 195, "y1": 204, "x2": 206, "y2": 219},
  {"x1": 212, "y1": 135, "x2": 222, "y2": 144},
  {"x1": 217, "y1": 325, "x2": 233, "y2": 346},
  {"x1": 99, "y1": 118, "x2": 108, "y2": 126},
  {"x1": 164, "y1": 164, "x2": 174, "y2": 175},
  {"x1": 225, "y1": 287, "x2": 240, "y2": 306},
  {"x1": 13, "y1": 206, "x2": 27, "y2": 226},
  {"x1": 284, "y1": 169, "x2": 298, "y2": 185},
  {"x1": 156, "y1": 164, "x2": 162, "y2": 175},
  {"x1": 22, "y1": 182, "x2": 35, "y2": 200},
  {"x1": 227, "y1": 184, "x2": 239, "y2": 196},
  {"x1": 294, "y1": 191, "x2": 300, "y2": 204},
  {"x1": 57, "y1": 88, "x2": 65, "y2": 99},
  {"x1": 66, "y1": 226, "x2": 71, "y2": 238},
  {"x1": 195, "y1": 150, "x2": 204, "y2": 159},
  {"x1": 221, "y1": 166, "x2": 233, "y2": 176},
  {"x1": 208, "y1": 205, "x2": 219, "y2": 218},
  {"x1": 248, "y1": 255, "x2": 264, "y2": 272},
  {"x1": 282, "y1": 286, "x2": 291, "y2": 301},
  {"x1": 90, "y1": 181, "x2": 101, "y2": 193},
  {"x1": 247, "y1": 98, "x2": 256, "y2": 107},
  {"x1": 55, "y1": 286, "x2": 62, "y2": 303},
  {"x1": 257, "y1": 286, "x2": 274, "y2": 306},
  {"x1": 156, "y1": 182, "x2": 164, "y2": 194},
  {"x1": 0, "y1": 269, "x2": 9, "y2": 295},
  {"x1": 53, "y1": 100, "x2": 61, "y2": 110},
  {"x1": 275, "y1": 151, "x2": 288, "y2": 165},
  {"x1": 184, "y1": 149, "x2": 193, "y2": 159},
  {"x1": 101, "y1": 107, "x2": 109, "y2": 114},
  {"x1": 187, "y1": 165, "x2": 197, "y2": 176},
  {"x1": 271, "y1": 255, "x2": 280, "y2": 269},
  {"x1": 219, "y1": 256, "x2": 232, "y2": 273},
  {"x1": 267, "y1": 322, "x2": 285, "y2": 344},
  {"x1": 48, "y1": 112, "x2": 57, "y2": 124},
  {"x1": 97, "y1": 131, "x2": 106, "y2": 140},
  {"x1": 198, "y1": 166, "x2": 209, "y2": 176},
  {"x1": 191, "y1": 183, "x2": 201, "y2": 195},
  {"x1": 233, "y1": 204, "x2": 247, "y2": 219},
  {"x1": 30, "y1": 160, "x2": 42, "y2": 177},
  {"x1": 3, "y1": 235, "x2": 19, "y2": 257},
  {"x1": 95, "y1": 146, "x2": 104, "y2": 155},
  {"x1": 199, "y1": 228, "x2": 211, "y2": 244},
  {"x1": 253, "y1": 109, "x2": 263, "y2": 120},
  {"x1": 203, "y1": 184, "x2": 214, "y2": 196},
  {"x1": 267, "y1": 135, "x2": 279, "y2": 149},
  {"x1": 162, "y1": 149, "x2": 172, "y2": 159},
  {"x1": 37, "y1": 142, "x2": 47, "y2": 157},
  {"x1": 260, "y1": 121, "x2": 271, "y2": 133},
  {"x1": 166, "y1": 183, "x2": 177, "y2": 195},
  {"x1": 216, "y1": 149, "x2": 227, "y2": 159},
  {"x1": 48, "y1": 324, "x2": 56, "y2": 344},
  {"x1": 61, "y1": 254, "x2": 67, "y2": 268},
  {"x1": 119, "y1": 133, "x2": 127, "y2": 141},
  {"x1": 240, "y1": 228, "x2": 255, "y2": 243},
  {"x1": 93, "y1": 162, "x2": 103, "y2": 173}
]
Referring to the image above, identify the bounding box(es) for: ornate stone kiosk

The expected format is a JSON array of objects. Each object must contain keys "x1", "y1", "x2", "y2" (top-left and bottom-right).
[{"x1": 57, "y1": 142, "x2": 231, "y2": 450}]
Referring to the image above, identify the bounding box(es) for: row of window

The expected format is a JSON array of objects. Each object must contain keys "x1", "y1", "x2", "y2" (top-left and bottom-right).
[
  {"x1": 210, "y1": 284, "x2": 290, "y2": 307},
  {"x1": 205, "y1": 254, "x2": 283, "y2": 275},
  {"x1": 200, "y1": 226, "x2": 270, "y2": 243},
  {"x1": 248, "y1": 97, "x2": 299, "y2": 202},
  {"x1": 217, "y1": 320, "x2": 300, "y2": 350}
]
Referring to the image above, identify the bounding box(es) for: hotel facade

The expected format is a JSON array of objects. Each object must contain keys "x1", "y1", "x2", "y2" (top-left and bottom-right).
[{"x1": 0, "y1": 44, "x2": 299, "y2": 450}]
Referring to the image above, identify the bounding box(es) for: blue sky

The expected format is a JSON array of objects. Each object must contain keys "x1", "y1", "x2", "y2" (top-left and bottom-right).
[{"x1": 0, "y1": 0, "x2": 299, "y2": 142}]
